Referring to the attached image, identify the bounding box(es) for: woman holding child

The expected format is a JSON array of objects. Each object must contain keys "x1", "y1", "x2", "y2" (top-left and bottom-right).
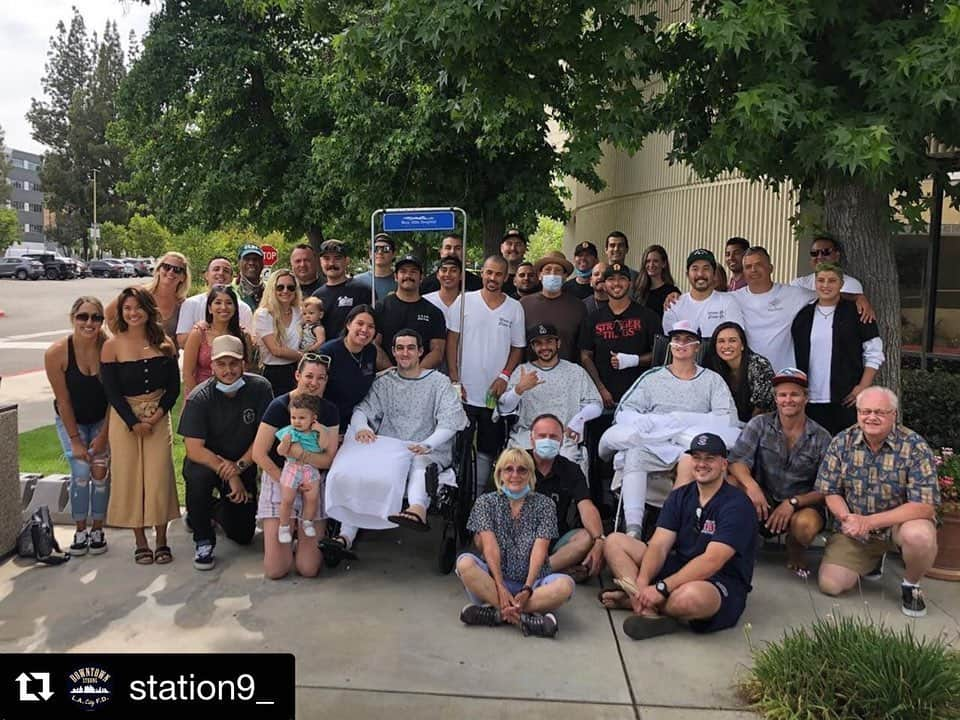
[{"x1": 252, "y1": 353, "x2": 340, "y2": 579}]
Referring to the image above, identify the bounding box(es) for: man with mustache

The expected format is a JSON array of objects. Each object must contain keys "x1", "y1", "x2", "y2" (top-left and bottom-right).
[
  {"x1": 375, "y1": 255, "x2": 446, "y2": 368},
  {"x1": 311, "y1": 240, "x2": 369, "y2": 339}
]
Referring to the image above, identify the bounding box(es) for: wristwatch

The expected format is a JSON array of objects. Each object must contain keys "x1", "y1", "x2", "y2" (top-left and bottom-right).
[
  {"x1": 788, "y1": 497, "x2": 799, "y2": 509},
  {"x1": 655, "y1": 580, "x2": 670, "y2": 598},
  {"x1": 236, "y1": 459, "x2": 250, "y2": 471}
]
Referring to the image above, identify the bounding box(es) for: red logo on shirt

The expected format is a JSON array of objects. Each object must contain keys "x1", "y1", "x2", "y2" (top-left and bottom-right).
[
  {"x1": 702, "y1": 519, "x2": 716, "y2": 535},
  {"x1": 595, "y1": 318, "x2": 644, "y2": 341}
]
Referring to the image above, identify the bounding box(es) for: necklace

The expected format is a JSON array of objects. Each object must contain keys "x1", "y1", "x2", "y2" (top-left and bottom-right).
[{"x1": 816, "y1": 304, "x2": 837, "y2": 319}]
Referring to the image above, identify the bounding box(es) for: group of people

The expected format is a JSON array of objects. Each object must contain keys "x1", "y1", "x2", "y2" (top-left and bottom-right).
[{"x1": 44, "y1": 227, "x2": 942, "y2": 641}]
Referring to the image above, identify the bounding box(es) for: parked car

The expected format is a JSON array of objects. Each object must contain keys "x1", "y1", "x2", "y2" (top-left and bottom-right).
[
  {"x1": 117, "y1": 260, "x2": 137, "y2": 277},
  {"x1": 75, "y1": 260, "x2": 89, "y2": 278},
  {"x1": 88, "y1": 260, "x2": 124, "y2": 278},
  {"x1": 21, "y1": 252, "x2": 79, "y2": 280},
  {"x1": 122, "y1": 258, "x2": 150, "y2": 277},
  {"x1": 0, "y1": 257, "x2": 44, "y2": 280},
  {"x1": 136, "y1": 257, "x2": 156, "y2": 275}
]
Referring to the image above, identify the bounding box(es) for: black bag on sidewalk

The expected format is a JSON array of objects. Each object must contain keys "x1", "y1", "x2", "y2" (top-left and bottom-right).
[{"x1": 17, "y1": 506, "x2": 70, "y2": 565}]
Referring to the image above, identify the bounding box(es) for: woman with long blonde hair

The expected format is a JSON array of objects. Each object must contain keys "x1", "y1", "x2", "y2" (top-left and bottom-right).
[
  {"x1": 254, "y1": 268, "x2": 303, "y2": 395},
  {"x1": 44, "y1": 296, "x2": 111, "y2": 556},
  {"x1": 105, "y1": 251, "x2": 191, "y2": 349},
  {"x1": 101, "y1": 287, "x2": 181, "y2": 565}
]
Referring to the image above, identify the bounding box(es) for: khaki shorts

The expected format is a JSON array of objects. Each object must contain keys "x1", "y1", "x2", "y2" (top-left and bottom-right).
[{"x1": 822, "y1": 533, "x2": 898, "y2": 576}]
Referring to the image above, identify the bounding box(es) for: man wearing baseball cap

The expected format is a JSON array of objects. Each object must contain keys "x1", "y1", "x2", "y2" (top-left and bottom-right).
[
  {"x1": 234, "y1": 244, "x2": 265, "y2": 311},
  {"x1": 498, "y1": 323, "x2": 601, "y2": 462},
  {"x1": 602, "y1": 433, "x2": 758, "y2": 640},
  {"x1": 375, "y1": 255, "x2": 446, "y2": 368},
  {"x1": 354, "y1": 232, "x2": 398, "y2": 301},
  {"x1": 520, "y1": 251, "x2": 585, "y2": 363},
  {"x1": 564, "y1": 242, "x2": 599, "y2": 300},
  {"x1": 662, "y1": 248, "x2": 744, "y2": 337},
  {"x1": 177, "y1": 334, "x2": 274, "y2": 570},
  {"x1": 312, "y1": 239, "x2": 370, "y2": 339},
  {"x1": 727, "y1": 368, "x2": 831, "y2": 575},
  {"x1": 420, "y1": 233, "x2": 483, "y2": 294},
  {"x1": 500, "y1": 228, "x2": 528, "y2": 298}
]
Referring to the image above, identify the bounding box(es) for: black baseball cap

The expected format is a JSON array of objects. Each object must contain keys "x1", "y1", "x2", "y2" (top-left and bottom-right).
[
  {"x1": 684, "y1": 433, "x2": 728, "y2": 457},
  {"x1": 602, "y1": 263, "x2": 632, "y2": 280},
  {"x1": 319, "y1": 239, "x2": 347, "y2": 256},
  {"x1": 437, "y1": 256, "x2": 463, "y2": 270},
  {"x1": 502, "y1": 228, "x2": 526, "y2": 243},
  {"x1": 526, "y1": 323, "x2": 559, "y2": 344},
  {"x1": 686, "y1": 248, "x2": 717, "y2": 270},
  {"x1": 374, "y1": 233, "x2": 396, "y2": 251},
  {"x1": 574, "y1": 241, "x2": 598, "y2": 257},
  {"x1": 394, "y1": 255, "x2": 423, "y2": 272}
]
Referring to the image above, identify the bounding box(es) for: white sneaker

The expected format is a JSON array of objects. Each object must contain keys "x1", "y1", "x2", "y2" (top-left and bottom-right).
[
  {"x1": 278, "y1": 525, "x2": 293, "y2": 544},
  {"x1": 70, "y1": 529, "x2": 89, "y2": 556},
  {"x1": 301, "y1": 520, "x2": 317, "y2": 537}
]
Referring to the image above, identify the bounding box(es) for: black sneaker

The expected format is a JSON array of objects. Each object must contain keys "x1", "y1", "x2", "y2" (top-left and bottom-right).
[
  {"x1": 623, "y1": 614, "x2": 681, "y2": 640},
  {"x1": 459, "y1": 604, "x2": 502, "y2": 627},
  {"x1": 901, "y1": 584, "x2": 927, "y2": 618},
  {"x1": 520, "y1": 612, "x2": 558, "y2": 638},
  {"x1": 88, "y1": 528, "x2": 107, "y2": 555},
  {"x1": 69, "y1": 529, "x2": 89, "y2": 556},
  {"x1": 864, "y1": 554, "x2": 885, "y2": 581},
  {"x1": 193, "y1": 542, "x2": 216, "y2": 571}
]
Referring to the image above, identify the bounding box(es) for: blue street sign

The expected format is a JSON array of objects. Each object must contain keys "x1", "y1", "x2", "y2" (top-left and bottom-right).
[{"x1": 382, "y1": 210, "x2": 456, "y2": 232}]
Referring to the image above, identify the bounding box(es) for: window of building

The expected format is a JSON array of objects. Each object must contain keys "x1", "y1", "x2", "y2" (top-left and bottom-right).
[
  {"x1": 29, "y1": 203, "x2": 42, "y2": 213},
  {"x1": 897, "y1": 232, "x2": 960, "y2": 358},
  {"x1": 11, "y1": 180, "x2": 24, "y2": 190}
]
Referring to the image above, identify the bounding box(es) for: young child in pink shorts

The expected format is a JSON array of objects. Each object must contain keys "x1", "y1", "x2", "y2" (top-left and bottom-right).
[{"x1": 275, "y1": 394, "x2": 325, "y2": 544}]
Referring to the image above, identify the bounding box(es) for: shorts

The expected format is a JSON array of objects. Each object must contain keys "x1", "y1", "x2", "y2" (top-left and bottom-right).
[
  {"x1": 822, "y1": 532, "x2": 898, "y2": 576},
  {"x1": 550, "y1": 528, "x2": 584, "y2": 554},
  {"x1": 257, "y1": 471, "x2": 326, "y2": 522},
  {"x1": 455, "y1": 553, "x2": 575, "y2": 606},
  {"x1": 655, "y1": 556, "x2": 747, "y2": 634},
  {"x1": 757, "y1": 505, "x2": 826, "y2": 539},
  {"x1": 279, "y1": 459, "x2": 320, "y2": 490}
]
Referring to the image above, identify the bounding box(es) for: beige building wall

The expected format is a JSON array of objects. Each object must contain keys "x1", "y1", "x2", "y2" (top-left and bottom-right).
[{"x1": 563, "y1": 132, "x2": 800, "y2": 289}]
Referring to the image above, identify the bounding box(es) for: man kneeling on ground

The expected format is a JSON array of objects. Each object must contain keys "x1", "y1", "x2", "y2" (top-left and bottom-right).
[
  {"x1": 601, "y1": 433, "x2": 758, "y2": 640},
  {"x1": 528, "y1": 414, "x2": 606, "y2": 583}
]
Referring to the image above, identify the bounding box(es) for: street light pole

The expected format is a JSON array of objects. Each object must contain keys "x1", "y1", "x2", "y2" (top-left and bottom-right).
[{"x1": 87, "y1": 169, "x2": 98, "y2": 261}]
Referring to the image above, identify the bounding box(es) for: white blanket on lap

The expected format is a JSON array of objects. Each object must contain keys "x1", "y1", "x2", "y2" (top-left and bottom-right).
[{"x1": 325, "y1": 434, "x2": 414, "y2": 530}]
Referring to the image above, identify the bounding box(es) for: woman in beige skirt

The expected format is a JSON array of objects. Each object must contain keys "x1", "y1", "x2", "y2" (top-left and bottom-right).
[{"x1": 101, "y1": 287, "x2": 181, "y2": 565}]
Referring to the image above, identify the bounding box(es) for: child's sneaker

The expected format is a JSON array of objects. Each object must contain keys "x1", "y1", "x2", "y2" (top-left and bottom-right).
[
  {"x1": 70, "y1": 529, "x2": 89, "y2": 556},
  {"x1": 278, "y1": 525, "x2": 293, "y2": 544},
  {"x1": 193, "y1": 542, "x2": 216, "y2": 571},
  {"x1": 301, "y1": 520, "x2": 317, "y2": 538},
  {"x1": 88, "y1": 528, "x2": 107, "y2": 555}
]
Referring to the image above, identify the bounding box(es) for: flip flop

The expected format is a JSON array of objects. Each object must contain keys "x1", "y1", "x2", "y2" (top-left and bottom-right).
[
  {"x1": 623, "y1": 614, "x2": 681, "y2": 641},
  {"x1": 154, "y1": 546, "x2": 173, "y2": 564},
  {"x1": 388, "y1": 509, "x2": 431, "y2": 532},
  {"x1": 134, "y1": 547, "x2": 154, "y2": 565},
  {"x1": 318, "y1": 536, "x2": 358, "y2": 562}
]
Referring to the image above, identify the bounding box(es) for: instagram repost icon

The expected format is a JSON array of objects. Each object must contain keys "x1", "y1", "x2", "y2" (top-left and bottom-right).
[{"x1": 67, "y1": 665, "x2": 113, "y2": 711}]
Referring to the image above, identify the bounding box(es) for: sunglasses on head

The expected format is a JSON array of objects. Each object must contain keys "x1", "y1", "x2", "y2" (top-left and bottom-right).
[
  {"x1": 159, "y1": 261, "x2": 185, "y2": 275},
  {"x1": 809, "y1": 248, "x2": 836, "y2": 257},
  {"x1": 276, "y1": 283, "x2": 297, "y2": 292},
  {"x1": 75, "y1": 312, "x2": 104, "y2": 323},
  {"x1": 302, "y1": 352, "x2": 332, "y2": 366}
]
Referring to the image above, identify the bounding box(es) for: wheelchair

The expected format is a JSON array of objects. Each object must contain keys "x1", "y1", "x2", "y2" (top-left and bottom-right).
[{"x1": 426, "y1": 426, "x2": 477, "y2": 574}]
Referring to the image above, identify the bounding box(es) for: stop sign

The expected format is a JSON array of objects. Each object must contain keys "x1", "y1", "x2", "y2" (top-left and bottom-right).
[{"x1": 261, "y1": 245, "x2": 278, "y2": 266}]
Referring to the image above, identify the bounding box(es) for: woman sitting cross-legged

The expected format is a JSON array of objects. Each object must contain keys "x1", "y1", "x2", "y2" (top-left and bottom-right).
[{"x1": 455, "y1": 448, "x2": 574, "y2": 639}]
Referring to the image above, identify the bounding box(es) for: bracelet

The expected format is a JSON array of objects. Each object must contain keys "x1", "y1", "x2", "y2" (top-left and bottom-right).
[
  {"x1": 69, "y1": 434, "x2": 80, "y2": 440},
  {"x1": 519, "y1": 585, "x2": 533, "y2": 596},
  {"x1": 498, "y1": 372, "x2": 510, "y2": 383}
]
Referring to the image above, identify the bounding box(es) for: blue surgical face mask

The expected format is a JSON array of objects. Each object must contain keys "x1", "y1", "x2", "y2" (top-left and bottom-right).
[
  {"x1": 501, "y1": 484, "x2": 531, "y2": 501},
  {"x1": 534, "y1": 438, "x2": 561, "y2": 459},
  {"x1": 216, "y1": 377, "x2": 246, "y2": 394},
  {"x1": 541, "y1": 274, "x2": 564, "y2": 293},
  {"x1": 574, "y1": 266, "x2": 592, "y2": 279}
]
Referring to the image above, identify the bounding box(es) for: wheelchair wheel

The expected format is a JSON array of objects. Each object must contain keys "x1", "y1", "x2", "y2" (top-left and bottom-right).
[{"x1": 437, "y1": 525, "x2": 457, "y2": 574}]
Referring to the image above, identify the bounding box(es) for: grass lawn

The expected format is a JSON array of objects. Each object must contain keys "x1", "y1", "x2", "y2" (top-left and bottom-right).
[{"x1": 18, "y1": 395, "x2": 187, "y2": 501}]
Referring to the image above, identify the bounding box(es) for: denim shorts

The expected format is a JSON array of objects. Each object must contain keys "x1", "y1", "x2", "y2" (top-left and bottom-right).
[{"x1": 455, "y1": 552, "x2": 574, "y2": 605}]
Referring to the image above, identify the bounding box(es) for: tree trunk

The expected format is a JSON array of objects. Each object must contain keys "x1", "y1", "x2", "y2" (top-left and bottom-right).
[
  {"x1": 306, "y1": 224, "x2": 325, "y2": 252},
  {"x1": 823, "y1": 181, "x2": 901, "y2": 397},
  {"x1": 481, "y1": 201, "x2": 505, "y2": 260}
]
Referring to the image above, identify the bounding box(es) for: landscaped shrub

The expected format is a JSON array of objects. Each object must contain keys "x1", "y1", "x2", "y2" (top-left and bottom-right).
[
  {"x1": 902, "y1": 368, "x2": 960, "y2": 450},
  {"x1": 739, "y1": 615, "x2": 960, "y2": 719}
]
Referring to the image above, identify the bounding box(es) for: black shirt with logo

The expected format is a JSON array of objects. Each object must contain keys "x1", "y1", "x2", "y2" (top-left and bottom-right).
[
  {"x1": 528, "y1": 451, "x2": 591, "y2": 537},
  {"x1": 312, "y1": 280, "x2": 371, "y2": 339},
  {"x1": 374, "y1": 294, "x2": 447, "y2": 366},
  {"x1": 178, "y1": 373, "x2": 274, "y2": 465},
  {"x1": 579, "y1": 301, "x2": 660, "y2": 401},
  {"x1": 563, "y1": 279, "x2": 594, "y2": 300}
]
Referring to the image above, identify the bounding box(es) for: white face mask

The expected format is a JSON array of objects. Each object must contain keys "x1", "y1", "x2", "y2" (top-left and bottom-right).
[
  {"x1": 541, "y1": 275, "x2": 564, "y2": 293},
  {"x1": 216, "y1": 377, "x2": 246, "y2": 394}
]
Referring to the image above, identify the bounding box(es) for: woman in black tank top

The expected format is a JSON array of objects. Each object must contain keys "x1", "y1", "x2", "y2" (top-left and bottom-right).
[{"x1": 44, "y1": 297, "x2": 111, "y2": 556}]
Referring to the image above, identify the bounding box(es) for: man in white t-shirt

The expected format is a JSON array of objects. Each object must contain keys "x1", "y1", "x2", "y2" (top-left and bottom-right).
[
  {"x1": 731, "y1": 247, "x2": 816, "y2": 373},
  {"x1": 662, "y1": 249, "x2": 744, "y2": 338},
  {"x1": 791, "y1": 234, "x2": 864, "y2": 294},
  {"x1": 447, "y1": 255, "x2": 526, "y2": 491},
  {"x1": 176, "y1": 255, "x2": 253, "y2": 346},
  {"x1": 423, "y1": 255, "x2": 462, "y2": 330}
]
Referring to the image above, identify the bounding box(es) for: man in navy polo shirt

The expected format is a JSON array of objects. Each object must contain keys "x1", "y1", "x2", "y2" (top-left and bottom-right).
[{"x1": 601, "y1": 433, "x2": 757, "y2": 640}]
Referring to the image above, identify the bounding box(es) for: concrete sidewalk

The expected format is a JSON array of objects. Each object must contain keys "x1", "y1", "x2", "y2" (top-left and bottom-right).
[
  {"x1": 1, "y1": 521, "x2": 957, "y2": 720},
  {"x1": 0, "y1": 370, "x2": 55, "y2": 433}
]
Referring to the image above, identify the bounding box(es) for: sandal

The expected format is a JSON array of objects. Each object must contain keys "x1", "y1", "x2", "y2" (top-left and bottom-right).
[
  {"x1": 388, "y1": 509, "x2": 431, "y2": 532},
  {"x1": 134, "y1": 547, "x2": 154, "y2": 565},
  {"x1": 318, "y1": 536, "x2": 358, "y2": 562},
  {"x1": 154, "y1": 546, "x2": 173, "y2": 564}
]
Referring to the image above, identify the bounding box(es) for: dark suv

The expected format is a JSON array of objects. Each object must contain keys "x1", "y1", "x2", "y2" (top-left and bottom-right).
[
  {"x1": 0, "y1": 257, "x2": 44, "y2": 280},
  {"x1": 88, "y1": 259, "x2": 125, "y2": 278},
  {"x1": 22, "y1": 253, "x2": 78, "y2": 280}
]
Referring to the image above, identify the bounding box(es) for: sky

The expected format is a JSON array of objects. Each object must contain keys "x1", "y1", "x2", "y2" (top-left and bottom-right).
[{"x1": 1, "y1": 0, "x2": 154, "y2": 155}]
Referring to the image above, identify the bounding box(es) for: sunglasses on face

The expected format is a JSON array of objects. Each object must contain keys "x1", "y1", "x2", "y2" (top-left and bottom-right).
[
  {"x1": 302, "y1": 352, "x2": 332, "y2": 366},
  {"x1": 160, "y1": 261, "x2": 186, "y2": 275},
  {"x1": 276, "y1": 283, "x2": 297, "y2": 292},
  {"x1": 374, "y1": 245, "x2": 393, "y2": 254},
  {"x1": 809, "y1": 248, "x2": 836, "y2": 257},
  {"x1": 75, "y1": 312, "x2": 104, "y2": 323},
  {"x1": 501, "y1": 465, "x2": 530, "y2": 477}
]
